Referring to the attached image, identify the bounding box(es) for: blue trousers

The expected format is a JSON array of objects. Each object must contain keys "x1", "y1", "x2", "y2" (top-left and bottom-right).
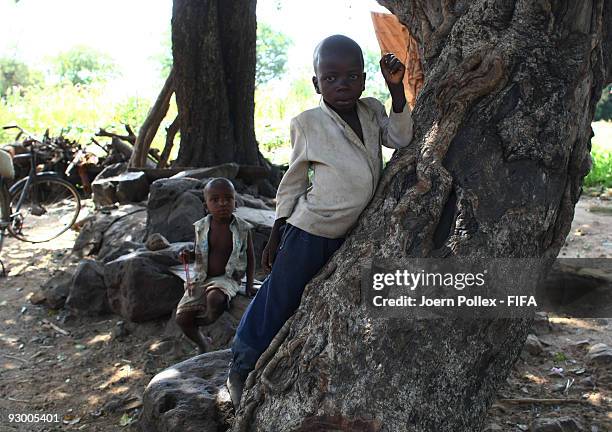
[{"x1": 231, "y1": 224, "x2": 344, "y2": 379}]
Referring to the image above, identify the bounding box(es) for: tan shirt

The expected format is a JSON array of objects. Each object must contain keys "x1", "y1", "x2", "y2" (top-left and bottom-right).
[{"x1": 275, "y1": 97, "x2": 413, "y2": 238}]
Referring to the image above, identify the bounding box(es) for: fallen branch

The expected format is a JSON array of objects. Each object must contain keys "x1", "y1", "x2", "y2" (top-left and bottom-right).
[
  {"x1": 157, "y1": 114, "x2": 180, "y2": 168},
  {"x1": 96, "y1": 126, "x2": 136, "y2": 144},
  {"x1": 497, "y1": 398, "x2": 589, "y2": 405},
  {"x1": 41, "y1": 319, "x2": 70, "y2": 336},
  {"x1": 130, "y1": 68, "x2": 175, "y2": 168},
  {"x1": 2, "y1": 354, "x2": 28, "y2": 363}
]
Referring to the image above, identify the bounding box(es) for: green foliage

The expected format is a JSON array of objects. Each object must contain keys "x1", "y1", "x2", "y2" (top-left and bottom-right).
[
  {"x1": 153, "y1": 28, "x2": 173, "y2": 79},
  {"x1": 595, "y1": 84, "x2": 612, "y2": 121},
  {"x1": 363, "y1": 50, "x2": 389, "y2": 103},
  {"x1": 584, "y1": 146, "x2": 612, "y2": 187},
  {"x1": 256, "y1": 23, "x2": 292, "y2": 87},
  {"x1": 0, "y1": 57, "x2": 41, "y2": 97},
  {"x1": 255, "y1": 75, "x2": 319, "y2": 164},
  {"x1": 552, "y1": 352, "x2": 567, "y2": 363},
  {"x1": 51, "y1": 45, "x2": 117, "y2": 86},
  {"x1": 0, "y1": 82, "x2": 177, "y2": 158}
]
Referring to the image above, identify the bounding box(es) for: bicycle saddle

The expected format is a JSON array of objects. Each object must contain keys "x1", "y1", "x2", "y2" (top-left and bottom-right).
[{"x1": 0, "y1": 149, "x2": 15, "y2": 179}]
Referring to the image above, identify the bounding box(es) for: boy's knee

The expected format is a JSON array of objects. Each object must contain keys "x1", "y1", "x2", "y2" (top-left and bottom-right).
[
  {"x1": 175, "y1": 311, "x2": 193, "y2": 328},
  {"x1": 207, "y1": 289, "x2": 227, "y2": 312}
]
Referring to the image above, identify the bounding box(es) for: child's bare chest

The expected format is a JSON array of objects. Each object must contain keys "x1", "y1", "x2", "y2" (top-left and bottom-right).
[
  {"x1": 206, "y1": 224, "x2": 233, "y2": 277},
  {"x1": 339, "y1": 111, "x2": 364, "y2": 144}
]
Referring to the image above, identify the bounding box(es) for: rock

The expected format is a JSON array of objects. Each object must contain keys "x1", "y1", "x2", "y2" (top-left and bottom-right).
[
  {"x1": 578, "y1": 376, "x2": 595, "y2": 388},
  {"x1": 166, "y1": 192, "x2": 204, "y2": 241},
  {"x1": 92, "y1": 170, "x2": 149, "y2": 207},
  {"x1": 145, "y1": 178, "x2": 206, "y2": 243},
  {"x1": 163, "y1": 294, "x2": 253, "y2": 352},
  {"x1": 94, "y1": 207, "x2": 147, "y2": 262},
  {"x1": 483, "y1": 424, "x2": 503, "y2": 432},
  {"x1": 169, "y1": 163, "x2": 240, "y2": 181},
  {"x1": 111, "y1": 320, "x2": 129, "y2": 340},
  {"x1": 89, "y1": 163, "x2": 127, "y2": 206},
  {"x1": 66, "y1": 260, "x2": 110, "y2": 315},
  {"x1": 234, "y1": 207, "x2": 275, "y2": 272},
  {"x1": 240, "y1": 193, "x2": 272, "y2": 210},
  {"x1": 531, "y1": 311, "x2": 552, "y2": 335},
  {"x1": 524, "y1": 334, "x2": 544, "y2": 356},
  {"x1": 105, "y1": 251, "x2": 184, "y2": 322},
  {"x1": 29, "y1": 290, "x2": 47, "y2": 305},
  {"x1": 140, "y1": 350, "x2": 233, "y2": 432},
  {"x1": 73, "y1": 204, "x2": 147, "y2": 261},
  {"x1": 146, "y1": 233, "x2": 171, "y2": 251},
  {"x1": 586, "y1": 343, "x2": 612, "y2": 366},
  {"x1": 531, "y1": 417, "x2": 583, "y2": 432},
  {"x1": 40, "y1": 270, "x2": 73, "y2": 309}
]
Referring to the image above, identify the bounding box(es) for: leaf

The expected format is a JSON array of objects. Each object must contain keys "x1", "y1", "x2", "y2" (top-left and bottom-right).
[{"x1": 119, "y1": 413, "x2": 134, "y2": 426}]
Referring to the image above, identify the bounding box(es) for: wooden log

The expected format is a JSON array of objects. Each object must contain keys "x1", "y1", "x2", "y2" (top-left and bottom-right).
[
  {"x1": 157, "y1": 114, "x2": 180, "y2": 168},
  {"x1": 129, "y1": 68, "x2": 175, "y2": 168}
]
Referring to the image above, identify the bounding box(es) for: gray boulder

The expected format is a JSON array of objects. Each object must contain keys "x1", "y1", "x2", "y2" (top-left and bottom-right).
[
  {"x1": 140, "y1": 350, "x2": 233, "y2": 432},
  {"x1": 169, "y1": 163, "x2": 239, "y2": 181},
  {"x1": 531, "y1": 417, "x2": 583, "y2": 432},
  {"x1": 587, "y1": 343, "x2": 612, "y2": 366},
  {"x1": 66, "y1": 260, "x2": 110, "y2": 315},
  {"x1": 92, "y1": 165, "x2": 149, "y2": 206},
  {"x1": 146, "y1": 178, "x2": 206, "y2": 243},
  {"x1": 32, "y1": 270, "x2": 73, "y2": 309},
  {"x1": 104, "y1": 247, "x2": 187, "y2": 322},
  {"x1": 235, "y1": 207, "x2": 275, "y2": 271},
  {"x1": 73, "y1": 204, "x2": 147, "y2": 262}
]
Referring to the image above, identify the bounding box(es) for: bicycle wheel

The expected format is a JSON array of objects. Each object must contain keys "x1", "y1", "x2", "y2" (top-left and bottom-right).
[
  {"x1": 9, "y1": 176, "x2": 80, "y2": 243},
  {"x1": 0, "y1": 182, "x2": 10, "y2": 251}
]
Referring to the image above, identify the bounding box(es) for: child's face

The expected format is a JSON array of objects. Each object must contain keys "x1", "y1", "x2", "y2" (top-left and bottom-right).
[
  {"x1": 313, "y1": 52, "x2": 365, "y2": 113},
  {"x1": 204, "y1": 184, "x2": 235, "y2": 219}
]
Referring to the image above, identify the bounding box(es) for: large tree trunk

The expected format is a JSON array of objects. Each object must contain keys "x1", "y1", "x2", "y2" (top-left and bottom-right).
[
  {"x1": 171, "y1": 0, "x2": 259, "y2": 168},
  {"x1": 233, "y1": 1, "x2": 611, "y2": 431}
]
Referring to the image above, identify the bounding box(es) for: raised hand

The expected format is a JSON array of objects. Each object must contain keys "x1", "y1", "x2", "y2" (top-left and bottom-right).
[{"x1": 380, "y1": 53, "x2": 406, "y2": 87}]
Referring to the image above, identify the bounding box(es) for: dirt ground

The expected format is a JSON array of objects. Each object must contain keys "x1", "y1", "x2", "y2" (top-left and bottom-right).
[{"x1": 0, "y1": 193, "x2": 610, "y2": 431}]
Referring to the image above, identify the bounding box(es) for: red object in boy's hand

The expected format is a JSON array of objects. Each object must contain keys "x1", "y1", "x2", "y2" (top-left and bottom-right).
[{"x1": 179, "y1": 249, "x2": 191, "y2": 285}]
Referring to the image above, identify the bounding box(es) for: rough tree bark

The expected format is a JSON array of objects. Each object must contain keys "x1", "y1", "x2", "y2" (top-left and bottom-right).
[
  {"x1": 129, "y1": 68, "x2": 175, "y2": 168},
  {"x1": 233, "y1": 1, "x2": 611, "y2": 431},
  {"x1": 171, "y1": 0, "x2": 259, "y2": 168}
]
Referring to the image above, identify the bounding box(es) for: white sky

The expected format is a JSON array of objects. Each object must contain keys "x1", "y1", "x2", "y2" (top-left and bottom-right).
[{"x1": 0, "y1": 0, "x2": 390, "y2": 98}]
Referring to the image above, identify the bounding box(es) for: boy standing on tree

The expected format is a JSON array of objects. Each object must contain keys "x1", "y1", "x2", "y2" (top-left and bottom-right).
[
  {"x1": 176, "y1": 178, "x2": 256, "y2": 354},
  {"x1": 227, "y1": 34, "x2": 414, "y2": 407}
]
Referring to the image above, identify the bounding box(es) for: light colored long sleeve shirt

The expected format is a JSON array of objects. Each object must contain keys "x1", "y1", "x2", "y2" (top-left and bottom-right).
[{"x1": 275, "y1": 97, "x2": 413, "y2": 238}]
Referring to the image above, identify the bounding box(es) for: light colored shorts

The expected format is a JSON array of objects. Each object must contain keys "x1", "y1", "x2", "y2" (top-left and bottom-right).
[{"x1": 175, "y1": 275, "x2": 240, "y2": 318}]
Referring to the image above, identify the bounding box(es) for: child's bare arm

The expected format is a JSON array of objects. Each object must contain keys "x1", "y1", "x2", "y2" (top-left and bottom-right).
[
  {"x1": 380, "y1": 53, "x2": 407, "y2": 113},
  {"x1": 374, "y1": 53, "x2": 413, "y2": 149},
  {"x1": 262, "y1": 217, "x2": 286, "y2": 272},
  {"x1": 246, "y1": 231, "x2": 256, "y2": 296}
]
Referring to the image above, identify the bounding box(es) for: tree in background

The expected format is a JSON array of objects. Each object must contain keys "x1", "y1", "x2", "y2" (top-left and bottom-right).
[
  {"x1": 0, "y1": 57, "x2": 40, "y2": 97},
  {"x1": 172, "y1": 0, "x2": 260, "y2": 167},
  {"x1": 52, "y1": 45, "x2": 116, "y2": 86},
  {"x1": 595, "y1": 84, "x2": 612, "y2": 121},
  {"x1": 256, "y1": 23, "x2": 291, "y2": 88}
]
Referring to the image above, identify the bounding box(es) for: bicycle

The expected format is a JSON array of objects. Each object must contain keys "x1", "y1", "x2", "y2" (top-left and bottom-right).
[{"x1": 0, "y1": 125, "x2": 81, "y2": 267}]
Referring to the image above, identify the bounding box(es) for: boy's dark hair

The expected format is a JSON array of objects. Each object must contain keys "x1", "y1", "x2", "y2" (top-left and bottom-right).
[
  {"x1": 204, "y1": 178, "x2": 235, "y2": 197},
  {"x1": 312, "y1": 34, "x2": 364, "y2": 74}
]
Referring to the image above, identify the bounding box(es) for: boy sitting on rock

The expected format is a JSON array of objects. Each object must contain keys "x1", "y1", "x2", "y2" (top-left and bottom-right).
[
  {"x1": 226, "y1": 34, "x2": 414, "y2": 407},
  {"x1": 176, "y1": 178, "x2": 255, "y2": 353}
]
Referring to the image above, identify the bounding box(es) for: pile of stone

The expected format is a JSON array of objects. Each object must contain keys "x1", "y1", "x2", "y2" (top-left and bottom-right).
[{"x1": 35, "y1": 162, "x2": 276, "y2": 333}]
